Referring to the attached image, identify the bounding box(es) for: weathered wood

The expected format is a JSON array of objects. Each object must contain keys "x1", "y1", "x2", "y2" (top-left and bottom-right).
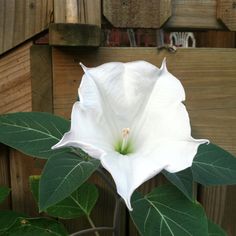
[
  {"x1": 217, "y1": 0, "x2": 236, "y2": 31},
  {"x1": 165, "y1": 0, "x2": 223, "y2": 29},
  {"x1": 194, "y1": 30, "x2": 236, "y2": 236},
  {"x1": 103, "y1": 0, "x2": 171, "y2": 28},
  {"x1": 31, "y1": 45, "x2": 53, "y2": 112},
  {"x1": 195, "y1": 30, "x2": 236, "y2": 47},
  {"x1": 66, "y1": 0, "x2": 78, "y2": 23},
  {"x1": 0, "y1": 144, "x2": 11, "y2": 210},
  {"x1": 0, "y1": 40, "x2": 46, "y2": 216},
  {"x1": 10, "y1": 150, "x2": 45, "y2": 216},
  {"x1": 0, "y1": 0, "x2": 53, "y2": 55},
  {"x1": 52, "y1": 47, "x2": 236, "y2": 235},
  {"x1": 49, "y1": 23, "x2": 101, "y2": 46},
  {"x1": 51, "y1": 0, "x2": 101, "y2": 46},
  {"x1": 0, "y1": 42, "x2": 32, "y2": 114},
  {"x1": 54, "y1": 0, "x2": 101, "y2": 26}
]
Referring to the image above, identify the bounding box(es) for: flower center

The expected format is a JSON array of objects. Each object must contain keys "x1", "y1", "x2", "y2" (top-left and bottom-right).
[{"x1": 114, "y1": 128, "x2": 133, "y2": 155}]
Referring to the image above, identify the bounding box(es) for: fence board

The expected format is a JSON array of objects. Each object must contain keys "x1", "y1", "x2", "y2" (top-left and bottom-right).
[
  {"x1": 195, "y1": 30, "x2": 236, "y2": 236},
  {"x1": 0, "y1": 0, "x2": 53, "y2": 55},
  {"x1": 31, "y1": 45, "x2": 53, "y2": 112},
  {"x1": 52, "y1": 47, "x2": 236, "y2": 235},
  {"x1": 54, "y1": 0, "x2": 101, "y2": 26},
  {"x1": 0, "y1": 144, "x2": 10, "y2": 210},
  {"x1": 0, "y1": 41, "x2": 44, "y2": 216},
  {"x1": 165, "y1": 0, "x2": 223, "y2": 29}
]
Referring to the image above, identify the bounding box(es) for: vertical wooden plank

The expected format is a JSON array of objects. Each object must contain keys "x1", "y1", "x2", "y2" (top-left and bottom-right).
[
  {"x1": 31, "y1": 45, "x2": 53, "y2": 112},
  {"x1": 9, "y1": 151, "x2": 44, "y2": 216},
  {"x1": 54, "y1": 0, "x2": 101, "y2": 26},
  {"x1": 77, "y1": 0, "x2": 101, "y2": 26},
  {"x1": 2, "y1": 0, "x2": 15, "y2": 52},
  {"x1": 195, "y1": 30, "x2": 236, "y2": 236},
  {"x1": 0, "y1": 0, "x2": 53, "y2": 55},
  {"x1": 0, "y1": 144, "x2": 11, "y2": 210}
]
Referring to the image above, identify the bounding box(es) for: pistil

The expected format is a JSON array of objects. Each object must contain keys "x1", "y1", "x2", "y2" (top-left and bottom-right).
[{"x1": 121, "y1": 128, "x2": 130, "y2": 153}]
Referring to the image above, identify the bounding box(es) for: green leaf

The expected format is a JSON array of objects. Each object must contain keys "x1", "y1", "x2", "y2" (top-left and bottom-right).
[
  {"x1": 0, "y1": 187, "x2": 10, "y2": 204},
  {"x1": 0, "y1": 112, "x2": 70, "y2": 159},
  {"x1": 162, "y1": 168, "x2": 193, "y2": 200},
  {"x1": 0, "y1": 211, "x2": 26, "y2": 232},
  {"x1": 30, "y1": 176, "x2": 98, "y2": 219},
  {"x1": 4, "y1": 217, "x2": 68, "y2": 236},
  {"x1": 39, "y1": 152, "x2": 100, "y2": 211},
  {"x1": 208, "y1": 220, "x2": 227, "y2": 236},
  {"x1": 130, "y1": 185, "x2": 208, "y2": 236},
  {"x1": 192, "y1": 143, "x2": 236, "y2": 185}
]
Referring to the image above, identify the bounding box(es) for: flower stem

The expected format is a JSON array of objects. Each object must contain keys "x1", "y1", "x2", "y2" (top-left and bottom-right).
[
  {"x1": 96, "y1": 167, "x2": 123, "y2": 236},
  {"x1": 113, "y1": 197, "x2": 123, "y2": 236},
  {"x1": 97, "y1": 167, "x2": 120, "y2": 199},
  {"x1": 69, "y1": 227, "x2": 114, "y2": 236},
  {"x1": 86, "y1": 216, "x2": 100, "y2": 236}
]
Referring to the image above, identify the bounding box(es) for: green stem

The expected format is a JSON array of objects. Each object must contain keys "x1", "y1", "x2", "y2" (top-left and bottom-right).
[
  {"x1": 87, "y1": 215, "x2": 100, "y2": 236},
  {"x1": 70, "y1": 227, "x2": 114, "y2": 236}
]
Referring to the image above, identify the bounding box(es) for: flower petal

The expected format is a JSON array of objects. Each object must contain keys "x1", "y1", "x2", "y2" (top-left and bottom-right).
[
  {"x1": 52, "y1": 102, "x2": 112, "y2": 159},
  {"x1": 100, "y1": 151, "x2": 166, "y2": 211},
  {"x1": 100, "y1": 139, "x2": 206, "y2": 211},
  {"x1": 132, "y1": 60, "x2": 208, "y2": 152},
  {"x1": 80, "y1": 61, "x2": 161, "y2": 129}
]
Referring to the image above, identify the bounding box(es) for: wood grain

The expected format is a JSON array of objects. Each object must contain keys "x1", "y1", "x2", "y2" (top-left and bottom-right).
[
  {"x1": 0, "y1": 144, "x2": 11, "y2": 210},
  {"x1": 0, "y1": 0, "x2": 53, "y2": 55},
  {"x1": 49, "y1": 23, "x2": 101, "y2": 46},
  {"x1": 195, "y1": 30, "x2": 236, "y2": 48},
  {"x1": 165, "y1": 0, "x2": 223, "y2": 29},
  {"x1": 9, "y1": 150, "x2": 45, "y2": 216},
  {"x1": 0, "y1": 41, "x2": 46, "y2": 217},
  {"x1": 217, "y1": 0, "x2": 236, "y2": 31},
  {"x1": 0, "y1": 42, "x2": 32, "y2": 114},
  {"x1": 52, "y1": 47, "x2": 236, "y2": 235},
  {"x1": 195, "y1": 30, "x2": 236, "y2": 236},
  {"x1": 103, "y1": 0, "x2": 171, "y2": 28},
  {"x1": 54, "y1": 0, "x2": 101, "y2": 26},
  {"x1": 31, "y1": 45, "x2": 53, "y2": 112}
]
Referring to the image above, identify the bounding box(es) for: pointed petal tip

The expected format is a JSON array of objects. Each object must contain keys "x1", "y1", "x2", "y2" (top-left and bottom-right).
[
  {"x1": 79, "y1": 62, "x2": 87, "y2": 72},
  {"x1": 160, "y1": 57, "x2": 167, "y2": 72},
  {"x1": 124, "y1": 198, "x2": 133, "y2": 211},
  {"x1": 51, "y1": 143, "x2": 58, "y2": 150}
]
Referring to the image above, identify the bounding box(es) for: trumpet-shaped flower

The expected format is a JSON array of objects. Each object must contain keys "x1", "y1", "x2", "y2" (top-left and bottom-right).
[{"x1": 52, "y1": 59, "x2": 208, "y2": 210}]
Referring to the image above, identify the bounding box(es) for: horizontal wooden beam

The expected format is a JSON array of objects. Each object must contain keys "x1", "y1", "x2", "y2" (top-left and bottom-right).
[{"x1": 49, "y1": 23, "x2": 101, "y2": 46}]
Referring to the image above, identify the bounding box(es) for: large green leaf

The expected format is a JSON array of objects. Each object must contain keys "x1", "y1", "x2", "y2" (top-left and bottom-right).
[
  {"x1": 0, "y1": 112, "x2": 70, "y2": 159},
  {"x1": 0, "y1": 211, "x2": 26, "y2": 232},
  {"x1": 192, "y1": 143, "x2": 236, "y2": 185},
  {"x1": 0, "y1": 187, "x2": 10, "y2": 204},
  {"x1": 3, "y1": 217, "x2": 68, "y2": 236},
  {"x1": 208, "y1": 220, "x2": 227, "y2": 236},
  {"x1": 30, "y1": 176, "x2": 98, "y2": 219},
  {"x1": 39, "y1": 152, "x2": 100, "y2": 211},
  {"x1": 130, "y1": 185, "x2": 208, "y2": 236},
  {"x1": 162, "y1": 168, "x2": 193, "y2": 200}
]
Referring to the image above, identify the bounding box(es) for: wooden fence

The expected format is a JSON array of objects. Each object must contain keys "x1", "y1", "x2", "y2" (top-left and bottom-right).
[{"x1": 0, "y1": 1, "x2": 236, "y2": 235}]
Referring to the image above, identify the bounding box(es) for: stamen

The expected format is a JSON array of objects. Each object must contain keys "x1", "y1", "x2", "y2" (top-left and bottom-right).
[{"x1": 121, "y1": 128, "x2": 130, "y2": 153}]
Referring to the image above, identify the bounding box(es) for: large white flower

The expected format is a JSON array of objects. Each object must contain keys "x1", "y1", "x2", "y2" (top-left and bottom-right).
[{"x1": 52, "y1": 59, "x2": 208, "y2": 211}]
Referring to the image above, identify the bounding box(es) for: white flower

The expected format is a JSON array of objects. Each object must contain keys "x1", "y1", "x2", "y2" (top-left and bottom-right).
[{"x1": 52, "y1": 59, "x2": 208, "y2": 211}]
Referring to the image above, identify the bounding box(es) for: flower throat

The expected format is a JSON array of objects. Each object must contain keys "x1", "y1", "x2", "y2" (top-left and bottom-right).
[{"x1": 115, "y1": 128, "x2": 133, "y2": 155}]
